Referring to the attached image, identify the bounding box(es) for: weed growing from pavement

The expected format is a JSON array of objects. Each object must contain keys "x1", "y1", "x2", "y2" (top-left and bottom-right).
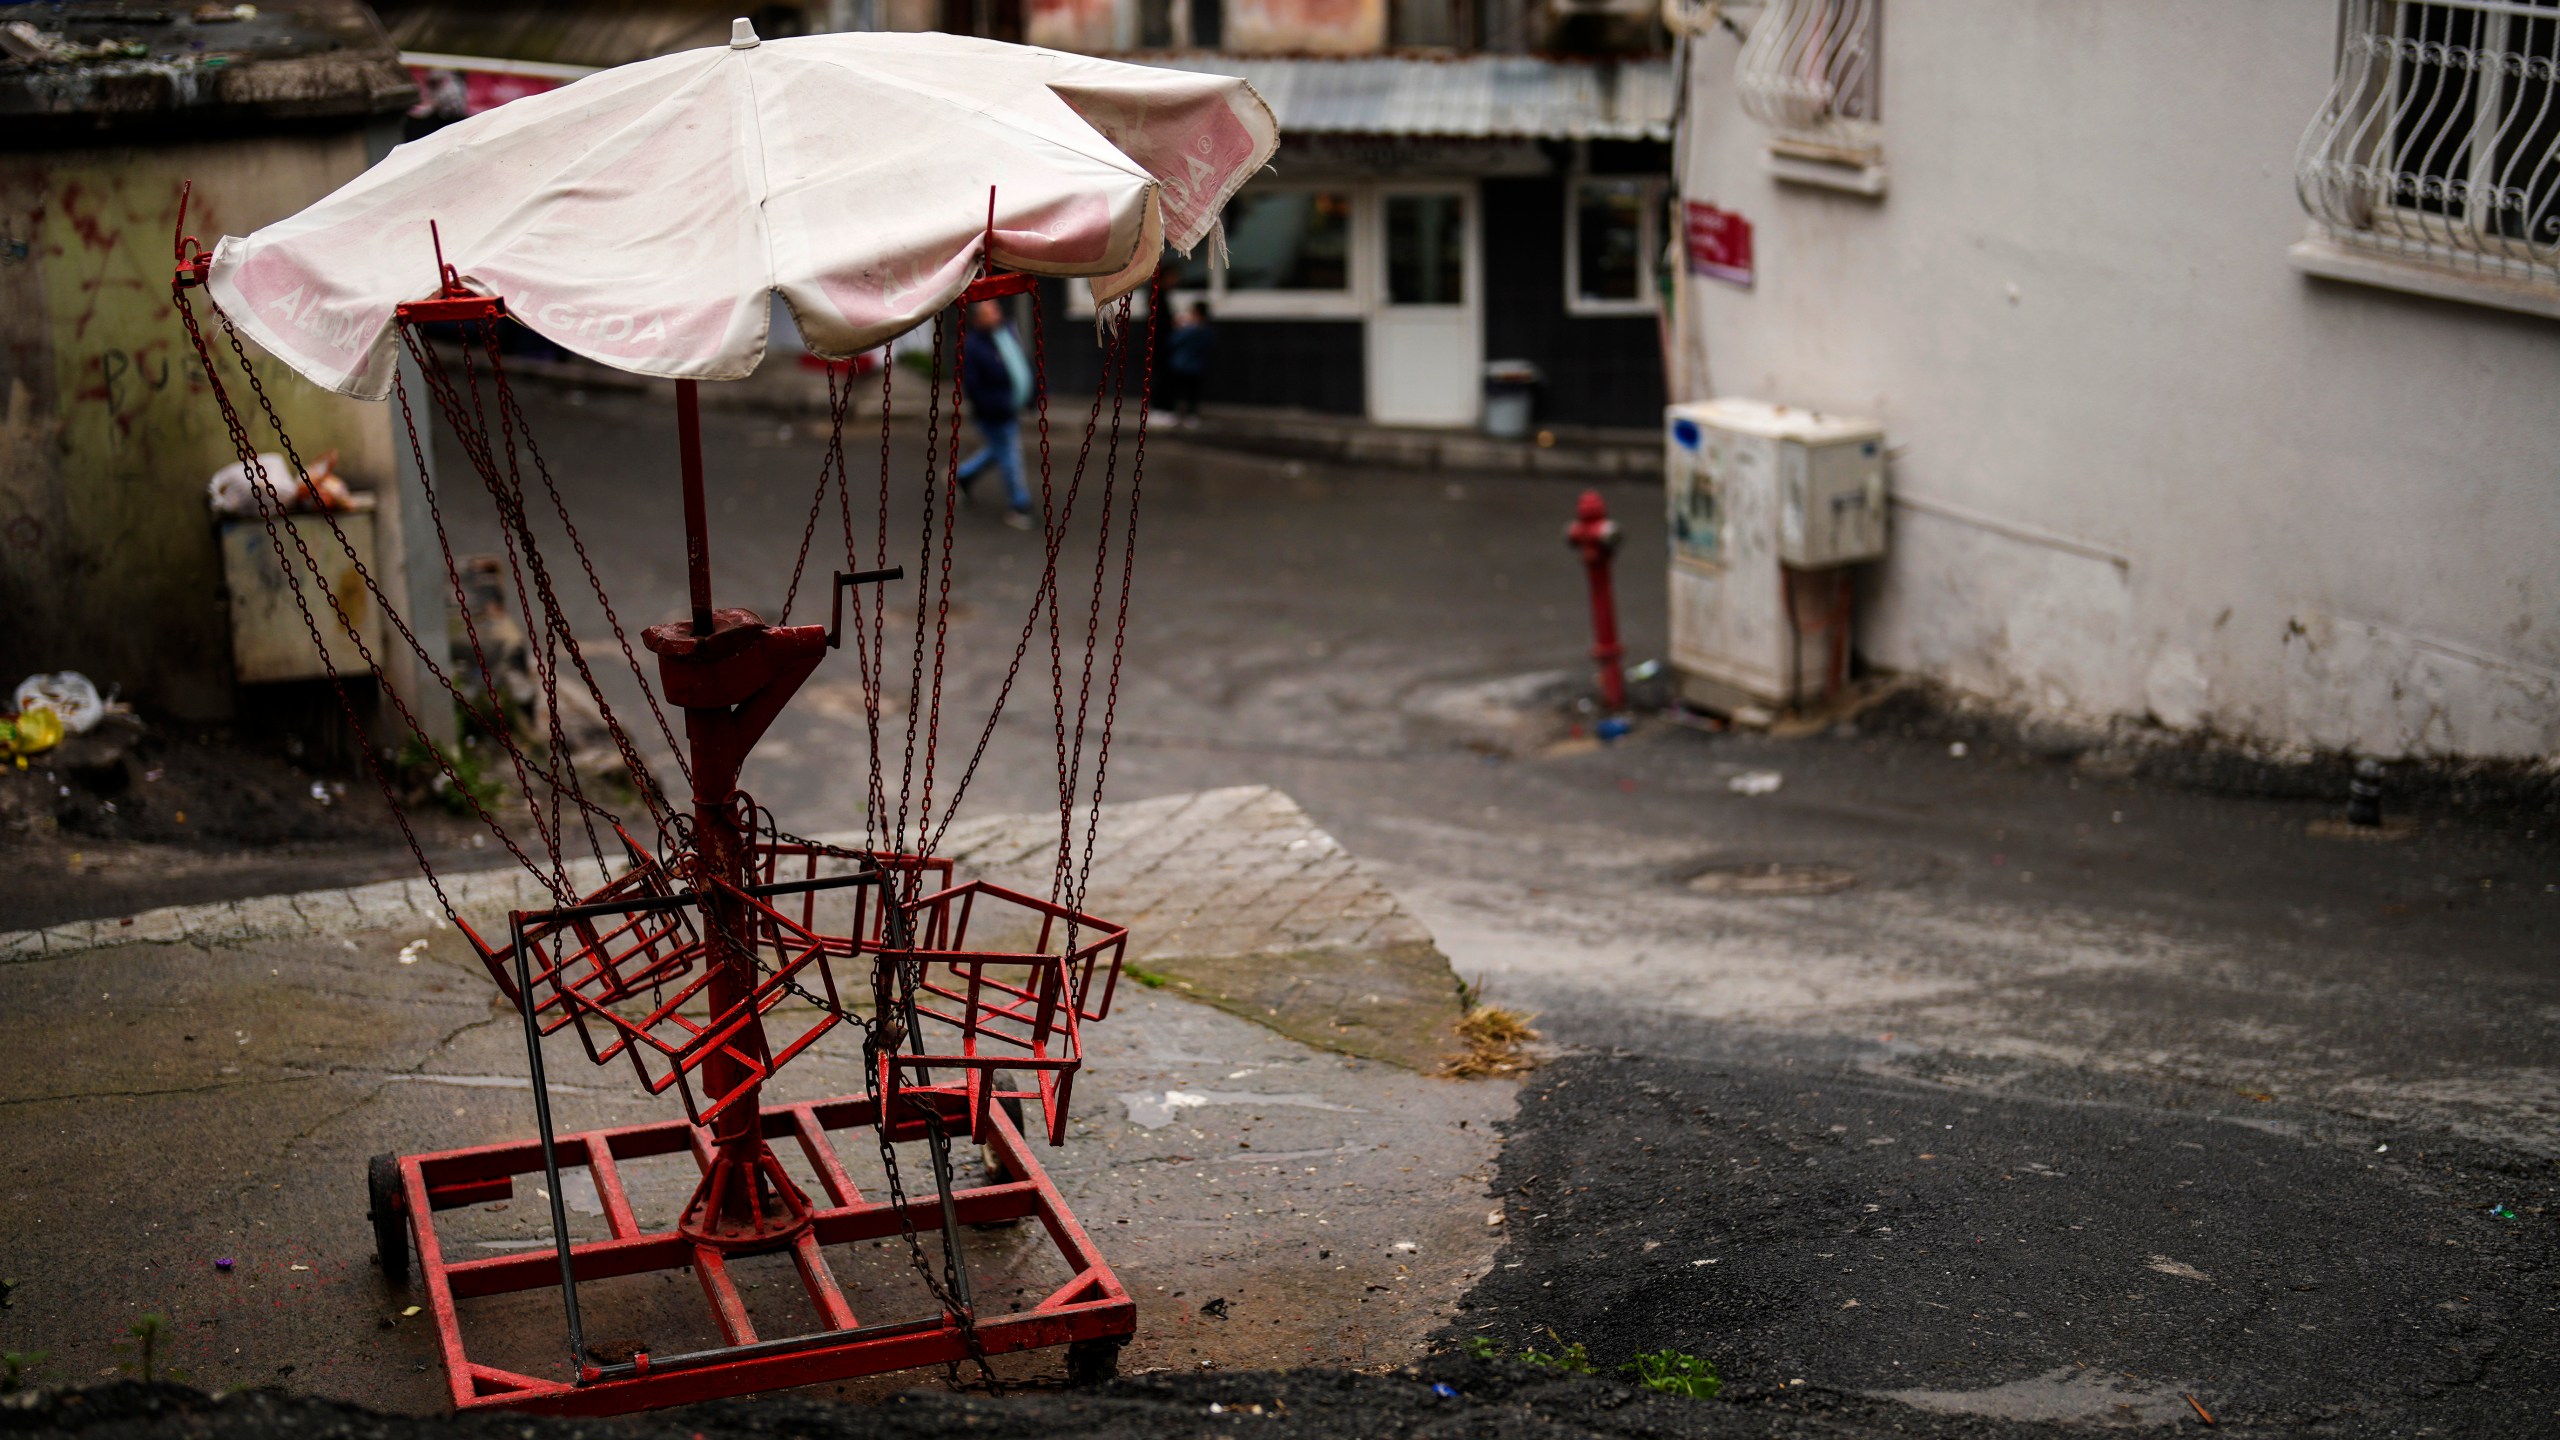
[
  {"x1": 1460, "y1": 1335, "x2": 1722, "y2": 1400},
  {"x1": 113, "y1": 1315, "x2": 184, "y2": 1385},
  {"x1": 1519, "y1": 1337, "x2": 1593, "y2": 1375},
  {"x1": 398, "y1": 734, "x2": 505, "y2": 817},
  {"x1": 1622, "y1": 1349, "x2": 1722, "y2": 1399},
  {"x1": 1125, "y1": 965, "x2": 1172, "y2": 989},
  {"x1": 3, "y1": 1350, "x2": 51, "y2": 1394}
]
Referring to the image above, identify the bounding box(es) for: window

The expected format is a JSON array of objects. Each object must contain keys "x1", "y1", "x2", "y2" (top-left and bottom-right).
[
  {"x1": 1384, "y1": 193, "x2": 1466, "y2": 305},
  {"x1": 1556, "y1": 175, "x2": 1658, "y2": 312},
  {"x1": 1735, "y1": 0, "x2": 1886, "y2": 194},
  {"x1": 1227, "y1": 189, "x2": 1354, "y2": 293},
  {"x1": 1133, "y1": 0, "x2": 1222, "y2": 48},
  {"x1": 1391, "y1": 0, "x2": 1463, "y2": 48},
  {"x1": 1074, "y1": 186, "x2": 1361, "y2": 320},
  {"x1": 2296, "y1": 0, "x2": 2560, "y2": 301},
  {"x1": 1567, "y1": 176, "x2": 1661, "y2": 314}
]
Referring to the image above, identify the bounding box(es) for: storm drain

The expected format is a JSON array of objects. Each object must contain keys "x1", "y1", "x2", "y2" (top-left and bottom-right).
[{"x1": 1686, "y1": 861, "x2": 1857, "y2": 896}]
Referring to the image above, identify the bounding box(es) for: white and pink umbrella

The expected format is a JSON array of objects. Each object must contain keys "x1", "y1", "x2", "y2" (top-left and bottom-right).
[{"x1": 207, "y1": 24, "x2": 1276, "y2": 398}]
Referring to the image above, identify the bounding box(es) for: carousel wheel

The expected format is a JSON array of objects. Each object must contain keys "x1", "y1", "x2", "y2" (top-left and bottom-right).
[
  {"x1": 1065, "y1": 1335, "x2": 1127, "y2": 1387},
  {"x1": 367, "y1": 1152, "x2": 411, "y2": 1284}
]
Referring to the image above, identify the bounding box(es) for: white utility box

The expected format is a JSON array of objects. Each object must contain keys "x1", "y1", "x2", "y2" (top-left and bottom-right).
[{"x1": 1665, "y1": 399, "x2": 1887, "y2": 712}]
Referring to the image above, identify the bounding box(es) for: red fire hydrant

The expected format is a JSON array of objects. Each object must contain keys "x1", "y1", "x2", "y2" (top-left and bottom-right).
[{"x1": 1565, "y1": 490, "x2": 1626, "y2": 711}]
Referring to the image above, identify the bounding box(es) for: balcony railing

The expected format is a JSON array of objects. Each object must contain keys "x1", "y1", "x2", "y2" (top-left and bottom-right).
[
  {"x1": 1734, "y1": 0, "x2": 1880, "y2": 151},
  {"x1": 2296, "y1": 0, "x2": 2560, "y2": 289}
]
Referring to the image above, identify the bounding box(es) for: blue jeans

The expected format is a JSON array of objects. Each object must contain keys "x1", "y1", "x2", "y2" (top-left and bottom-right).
[{"x1": 957, "y1": 415, "x2": 1029, "y2": 513}]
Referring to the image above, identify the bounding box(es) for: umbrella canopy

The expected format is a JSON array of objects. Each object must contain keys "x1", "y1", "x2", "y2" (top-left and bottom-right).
[{"x1": 207, "y1": 25, "x2": 1276, "y2": 399}]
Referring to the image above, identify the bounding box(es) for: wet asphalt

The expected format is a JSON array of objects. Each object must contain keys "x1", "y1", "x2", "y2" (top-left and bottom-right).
[{"x1": 1460, "y1": 1046, "x2": 2558, "y2": 1435}]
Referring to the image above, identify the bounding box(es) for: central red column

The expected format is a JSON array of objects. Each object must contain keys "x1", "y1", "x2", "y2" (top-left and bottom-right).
[{"x1": 644, "y1": 380, "x2": 831, "y2": 1251}]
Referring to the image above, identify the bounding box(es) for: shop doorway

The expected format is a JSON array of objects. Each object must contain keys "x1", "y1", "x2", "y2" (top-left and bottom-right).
[{"x1": 1366, "y1": 184, "x2": 1480, "y2": 426}]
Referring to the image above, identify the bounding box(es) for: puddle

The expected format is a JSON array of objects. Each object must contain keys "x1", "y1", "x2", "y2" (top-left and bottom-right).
[
  {"x1": 1117, "y1": 1088, "x2": 1365, "y2": 1129},
  {"x1": 1876, "y1": 1365, "x2": 2194, "y2": 1426},
  {"x1": 1687, "y1": 862, "x2": 1857, "y2": 896}
]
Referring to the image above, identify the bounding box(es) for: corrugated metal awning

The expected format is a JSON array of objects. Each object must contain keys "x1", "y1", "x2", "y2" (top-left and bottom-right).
[{"x1": 1141, "y1": 54, "x2": 1673, "y2": 143}]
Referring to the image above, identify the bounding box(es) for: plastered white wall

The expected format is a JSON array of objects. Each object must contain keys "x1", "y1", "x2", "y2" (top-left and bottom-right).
[{"x1": 1674, "y1": 1, "x2": 2560, "y2": 760}]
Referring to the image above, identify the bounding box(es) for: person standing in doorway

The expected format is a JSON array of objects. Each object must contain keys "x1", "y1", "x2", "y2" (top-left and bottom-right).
[
  {"x1": 957, "y1": 299, "x2": 1035, "y2": 530},
  {"x1": 1164, "y1": 299, "x2": 1214, "y2": 428}
]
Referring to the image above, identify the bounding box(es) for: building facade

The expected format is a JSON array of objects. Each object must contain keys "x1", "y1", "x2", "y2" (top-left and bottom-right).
[
  {"x1": 1038, "y1": 51, "x2": 1675, "y2": 431},
  {"x1": 0, "y1": 1, "x2": 419, "y2": 726},
  {"x1": 1666, "y1": 0, "x2": 2559, "y2": 761}
]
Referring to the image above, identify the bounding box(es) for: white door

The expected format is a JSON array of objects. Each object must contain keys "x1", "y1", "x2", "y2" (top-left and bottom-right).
[{"x1": 1366, "y1": 184, "x2": 1480, "y2": 427}]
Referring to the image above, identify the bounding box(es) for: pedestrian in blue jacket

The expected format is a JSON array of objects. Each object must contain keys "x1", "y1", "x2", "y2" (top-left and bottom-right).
[{"x1": 957, "y1": 299, "x2": 1035, "y2": 529}]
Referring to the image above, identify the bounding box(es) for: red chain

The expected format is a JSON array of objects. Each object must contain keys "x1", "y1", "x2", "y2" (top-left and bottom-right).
[
  {"x1": 921, "y1": 287, "x2": 1115, "y2": 860},
  {"x1": 1067, "y1": 270, "x2": 1161, "y2": 925},
  {"x1": 890, "y1": 314, "x2": 946, "y2": 887},
  {"x1": 1052, "y1": 293, "x2": 1135, "y2": 905},
  {"x1": 177, "y1": 289, "x2": 571, "y2": 906},
  {"x1": 480, "y1": 333, "x2": 693, "y2": 814},
  {"x1": 781, "y1": 360, "x2": 855, "y2": 623},
  {"x1": 909, "y1": 303, "x2": 971, "y2": 880}
]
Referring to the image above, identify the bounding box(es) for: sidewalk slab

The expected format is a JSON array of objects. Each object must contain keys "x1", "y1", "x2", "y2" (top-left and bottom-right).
[
  {"x1": 939, "y1": 786, "x2": 1467, "y2": 1072},
  {"x1": 0, "y1": 787, "x2": 1508, "y2": 1409},
  {"x1": 1, "y1": 785, "x2": 1470, "y2": 1074}
]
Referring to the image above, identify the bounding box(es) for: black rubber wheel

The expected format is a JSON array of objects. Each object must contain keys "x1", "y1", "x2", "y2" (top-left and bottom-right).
[
  {"x1": 367, "y1": 1152, "x2": 410, "y2": 1284},
  {"x1": 1065, "y1": 1335, "x2": 1126, "y2": 1387}
]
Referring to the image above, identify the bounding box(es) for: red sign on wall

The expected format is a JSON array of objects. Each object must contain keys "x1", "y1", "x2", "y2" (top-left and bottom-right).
[
  {"x1": 407, "y1": 65, "x2": 564, "y2": 122},
  {"x1": 1684, "y1": 201, "x2": 1754, "y2": 288}
]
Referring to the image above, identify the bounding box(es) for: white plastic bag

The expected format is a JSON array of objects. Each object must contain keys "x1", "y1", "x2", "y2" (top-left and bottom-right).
[
  {"x1": 207, "y1": 450, "x2": 349, "y2": 517},
  {"x1": 208, "y1": 453, "x2": 291, "y2": 518},
  {"x1": 14, "y1": 671, "x2": 103, "y2": 735}
]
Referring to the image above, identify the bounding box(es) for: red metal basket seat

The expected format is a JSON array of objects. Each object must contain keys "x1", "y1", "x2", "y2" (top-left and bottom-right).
[
  {"x1": 874, "y1": 879, "x2": 1127, "y2": 1146},
  {"x1": 452, "y1": 843, "x2": 1124, "y2": 1136},
  {"x1": 453, "y1": 842, "x2": 944, "y2": 1126}
]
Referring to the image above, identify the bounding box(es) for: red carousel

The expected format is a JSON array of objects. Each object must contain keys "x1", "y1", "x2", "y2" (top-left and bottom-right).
[{"x1": 169, "y1": 22, "x2": 1275, "y2": 1416}]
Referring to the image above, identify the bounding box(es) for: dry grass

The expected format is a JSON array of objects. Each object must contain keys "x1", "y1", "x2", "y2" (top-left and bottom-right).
[{"x1": 1437, "y1": 1005, "x2": 1540, "y2": 1079}]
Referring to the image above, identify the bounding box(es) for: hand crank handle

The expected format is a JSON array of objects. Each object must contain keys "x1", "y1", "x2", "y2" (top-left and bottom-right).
[{"x1": 828, "y1": 566, "x2": 904, "y2": 649}]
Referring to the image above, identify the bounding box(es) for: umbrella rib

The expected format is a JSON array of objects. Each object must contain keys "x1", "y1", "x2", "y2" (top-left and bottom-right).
[{"x1": 732, "y1": 45, "x2": 786, "y2": 364}]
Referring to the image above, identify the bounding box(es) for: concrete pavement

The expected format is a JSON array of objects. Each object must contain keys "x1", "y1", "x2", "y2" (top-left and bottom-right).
[
  {"x1": 0, "y1": 787, "x2": 1508, "y2": 1404},
  {"x1": 5, "y1": 382, "x2": 2553, "y2": 1432}
]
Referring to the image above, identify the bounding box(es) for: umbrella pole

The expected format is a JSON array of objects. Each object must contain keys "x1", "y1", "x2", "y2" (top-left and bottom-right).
[
  {"x1": 679, "y1": 379, "x2": 715, "y2": 636},
  {"x1": 653, "y1": 378, "x2": 823, "y2": 1249}
]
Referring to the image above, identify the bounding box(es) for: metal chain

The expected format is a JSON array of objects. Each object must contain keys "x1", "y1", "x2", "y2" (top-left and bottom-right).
[
  {"x1": 422, "y1": 330, "x2": 578, "y2": 881},
  {"x1": 865, "y1": 344, "x2": 895, "y2": 857},
  {"x1": 480, "y1": 337, "x2": 694, "y2": 804},
  {"x1": 891, "y1": 315, "x2": 945, "y2": 877},
  {"x1": 781, "y1": 360, "x2": 856, "y2": 623},
  {"x1": 191, "y1": 294, "x2": 578, "y2": 903},
  {"x1": 389, "y1": 345, "x2": 534, "y2": 781},
  {"x1": 216, "y1": 305, "x2": 568, "y2": 855},
  {"x1": 1053, "y1": 295, "x2": 1133, "y2": 911},
  {"x1": 920, "y1": 289, "x2": 1115, "y2": 859},
  {"x1": 909, "y1": 306, "x2": 970, "y2": 874},
  {"x1": 174, "y1": 287, "x2": 470, "y2": 917},
  {"x1": 407, "y1": 323, "x2": 686, "y2": 841},
  {"x1": 475, "y1": 328, "x2": 679, "y2": 840},
  {"x1": 1065, "y1": 271, "x2": 1161, "y2": 939},
  {"x1": 1044, "y1": 307, "x2": 1123, "y2": 901}
]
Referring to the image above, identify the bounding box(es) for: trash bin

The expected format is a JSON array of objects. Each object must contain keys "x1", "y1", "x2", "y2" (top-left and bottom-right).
[{"x1": 1483, "y1": 360, "x2": 1541, "y2": 440}]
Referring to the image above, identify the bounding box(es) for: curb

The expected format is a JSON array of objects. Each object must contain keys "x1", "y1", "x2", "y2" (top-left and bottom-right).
[{"x1": 494, "y1": 358, "x2": 1659, "y2": 480}]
